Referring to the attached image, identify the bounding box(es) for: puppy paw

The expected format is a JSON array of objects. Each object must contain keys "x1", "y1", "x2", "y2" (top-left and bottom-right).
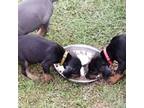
[
  {"x1": 107, "y1": 74, "x2": 123, "y2": 84},
  {"x1": 40, "y1": 74, "x2": 54, "y2": 82},
  {"x1": 26, "y1": 72, "x2": 39, "y2": 81}
]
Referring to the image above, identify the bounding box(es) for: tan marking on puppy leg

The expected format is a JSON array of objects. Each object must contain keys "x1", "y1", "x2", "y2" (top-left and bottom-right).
[
  {"x1": 111, "y1": 70, "x2": 115, "y2": 75},
  {"x1": 26, "y1": 68, "x2": 39, "y2": 80},
  {"x1": 26, "y1": 72, "x2": 39, "y2": 80},
  {"x1": 36, "y1": 25, "x2": 47, "y2": 36},
  {"x1": 107, "y1": 73, "x2": 124, "y2": 84}
]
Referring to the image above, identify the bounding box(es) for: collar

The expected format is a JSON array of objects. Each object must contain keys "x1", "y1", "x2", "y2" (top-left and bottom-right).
[
  {"x1": 102, "y1": 48, "x2": 113, "y2": 65},
  {"x1": 60, "y1": 51, "x2": 69, "y2": 65}
]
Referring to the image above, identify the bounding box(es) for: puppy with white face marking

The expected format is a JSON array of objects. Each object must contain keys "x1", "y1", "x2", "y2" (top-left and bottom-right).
[
  {"x1": 87, "y1": 34, "x2": 126, "y2": 84},
  {"x1": 18, "y1": 34, "x2": 82, "y2": 82}
]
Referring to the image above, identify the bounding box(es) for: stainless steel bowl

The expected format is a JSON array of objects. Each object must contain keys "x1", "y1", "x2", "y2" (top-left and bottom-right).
[{"x1": 54, "y1": 44, "x2": 100, "y2": 83}]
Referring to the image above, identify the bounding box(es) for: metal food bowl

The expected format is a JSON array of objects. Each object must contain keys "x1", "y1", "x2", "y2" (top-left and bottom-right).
[{"x1": 54, "y1": 44, "x2": 100, "y2": 83}]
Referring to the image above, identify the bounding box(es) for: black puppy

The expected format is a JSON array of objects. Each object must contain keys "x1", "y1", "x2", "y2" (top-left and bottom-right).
[
  {"x1": 18, "y1": 0, "x2": 56, "y2": 36},
  {"x1": 18, "y1": 34, "x2": 82, "y2": 82},
  {"x1": 87, "y1": 34, "x2": 126, "y2": 84}
]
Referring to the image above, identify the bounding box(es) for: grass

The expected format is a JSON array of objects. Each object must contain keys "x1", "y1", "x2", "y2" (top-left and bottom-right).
[{"x1": 18, "y1": 0, "x2": 126, "y2": 108}]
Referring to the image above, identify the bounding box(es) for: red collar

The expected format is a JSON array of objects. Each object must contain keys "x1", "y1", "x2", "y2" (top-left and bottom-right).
[{"x1": 102, "y1": 48, "x2": 113, "y2": 65}]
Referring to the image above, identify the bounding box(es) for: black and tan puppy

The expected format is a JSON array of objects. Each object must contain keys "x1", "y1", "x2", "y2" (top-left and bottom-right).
[
  {"x1": 87, "y1": 34, "x2": 126, "y2": 84},
  {"x1": 18, "y1": 0, "x2": 56, "y2": 36},
  {"x1": 18, "y1": 34, "x2": 82, "y2": 82}
]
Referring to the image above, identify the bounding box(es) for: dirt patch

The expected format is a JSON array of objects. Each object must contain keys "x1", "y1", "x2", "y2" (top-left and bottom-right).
[{"x1": 18, "y1": 61, "x2": 119, "y2": 84}]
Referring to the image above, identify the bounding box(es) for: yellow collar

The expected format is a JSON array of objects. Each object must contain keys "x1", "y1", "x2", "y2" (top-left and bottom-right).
[{"x1": 60, "y1": 51, "x2": 69, "y2": 65}]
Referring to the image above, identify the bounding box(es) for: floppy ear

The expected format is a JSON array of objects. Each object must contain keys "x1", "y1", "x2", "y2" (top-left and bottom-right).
[{"x1": 63, "y1": 66, "x2": 73, "y2": 78}]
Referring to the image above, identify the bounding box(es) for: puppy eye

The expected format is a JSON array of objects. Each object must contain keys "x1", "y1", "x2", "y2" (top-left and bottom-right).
[
  {"x1": 102, "y1": 63, "x2": 105, "y2": 65},
  {"x1": 102, "y1": 62, "x2": 106, "y2": 65}
]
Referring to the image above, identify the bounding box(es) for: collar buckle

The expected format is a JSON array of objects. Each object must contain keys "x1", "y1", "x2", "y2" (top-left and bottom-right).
[
  {"x1": 103, "y1": 48, "x2": 113, "y2": 65},
  {"x1": 60, "y1": 51, "x2": 69, "y2": 65}
]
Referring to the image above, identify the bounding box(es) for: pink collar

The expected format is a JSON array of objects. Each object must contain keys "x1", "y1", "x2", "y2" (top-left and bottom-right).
[{"x1": 103, "y1": 48, "x2": 113, "y2": 65}]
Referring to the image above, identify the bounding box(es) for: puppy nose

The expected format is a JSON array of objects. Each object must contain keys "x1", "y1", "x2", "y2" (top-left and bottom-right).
[
  {"x1": 104, "y1": 65, "x2": 110, "y2": 70},
  {"x1": 102, "y1": 66, "x2": 111, "y2": 80}
]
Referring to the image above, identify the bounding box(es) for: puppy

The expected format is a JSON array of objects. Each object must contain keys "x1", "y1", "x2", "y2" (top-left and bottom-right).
[
  {"x1": 18, "y1": 0, "x2": 56, "y2": 36},
  {"x1": 18, "y1": 34, "x2": 82, "y2": 82},
  {"x1": 87, "y1": 34, "x2": 126, "y2": 84}
]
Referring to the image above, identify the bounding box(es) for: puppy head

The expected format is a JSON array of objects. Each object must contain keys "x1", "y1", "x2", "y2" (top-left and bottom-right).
[
  {"x1": 63, "y1": 57, "x2": 82, "y2": 78},
  {"x1": 88, "y1": 54, "x2": 111, "y2": 80}
]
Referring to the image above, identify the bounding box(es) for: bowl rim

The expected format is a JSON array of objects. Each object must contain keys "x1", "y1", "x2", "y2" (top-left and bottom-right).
[
  {"x1": 64, "y1": 44, "x2": 100, "y2": 53},
  {"x1": 54, "y1": 44, "x2": 100, "y2": 83}
]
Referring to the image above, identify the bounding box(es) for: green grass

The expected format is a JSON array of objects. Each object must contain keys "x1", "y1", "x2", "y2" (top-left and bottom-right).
[{"x1": 18, "y1": 0, "x2": 126, "y2": 108}]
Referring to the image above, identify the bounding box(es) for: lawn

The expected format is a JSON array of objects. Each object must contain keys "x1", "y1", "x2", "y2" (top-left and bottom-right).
[{"x1": 18, "y1": 0, "x2": 126, "y2": 108}]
